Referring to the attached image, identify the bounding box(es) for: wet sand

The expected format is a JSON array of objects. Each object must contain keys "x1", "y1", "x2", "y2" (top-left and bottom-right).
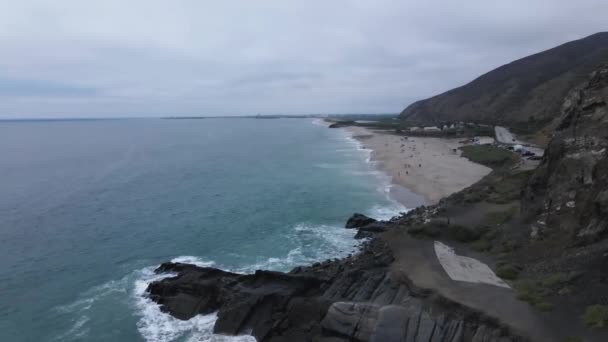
[{"x1": 346, "y1": 126, "x2": 492, "y2": 204}]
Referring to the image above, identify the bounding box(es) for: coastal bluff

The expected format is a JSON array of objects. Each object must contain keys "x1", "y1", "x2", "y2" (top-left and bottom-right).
[{"x1": 147, "y1": 213, "x2": 525, "y2": 342}]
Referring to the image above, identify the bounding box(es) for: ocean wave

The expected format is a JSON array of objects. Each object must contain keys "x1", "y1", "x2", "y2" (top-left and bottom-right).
[
  {"x1": 310, "y1": 119, "x2": 326, "y2": 126},
  {"x1": 170, "y1": 256, "x2": 216, "y2": 268},
  {"x1": 52, "y1": 274, "x2": 131, "y2": 340},
  {"x1": 365, "y1": 204, "x2": 406, "y2": 221},
  {"x1": 53, "y1": 315, "x2": 90, "y2": 341}
]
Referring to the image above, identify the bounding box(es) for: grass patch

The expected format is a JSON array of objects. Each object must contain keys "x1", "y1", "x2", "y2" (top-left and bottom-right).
[
  {"x1": 583, "y1": 305, "x2": 608, "y2": 328},
  {"x1": 460, "y1": 145, "x2": 516, "y2": 168}
]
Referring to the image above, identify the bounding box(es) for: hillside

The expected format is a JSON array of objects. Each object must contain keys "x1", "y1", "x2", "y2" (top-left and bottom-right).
[{"x1": 400, "y1": 32, "x2": 608, "y2": 128}]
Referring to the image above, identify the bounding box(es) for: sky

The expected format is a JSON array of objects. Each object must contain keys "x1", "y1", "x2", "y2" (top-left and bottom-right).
[{"x1": 0, "y1": 1, "x2": 606, "y2": 118}]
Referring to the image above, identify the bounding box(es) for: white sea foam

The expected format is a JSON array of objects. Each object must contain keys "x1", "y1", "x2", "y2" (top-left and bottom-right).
[
  {"x1": 54, "y1": 315, "x2": 91, "y2": 341},
  {"x1": 171, "y1": 256, "x2": 216, "y2": 268},
  {"x1": 310, "y1": 119, "x2": 327, "y2": 127},
  {"x1": 53, "y1": 275, "x2": 130, "y2": 340},
  {"x1": 133, "y1": 261, "x2": 256, "y2": 342}
]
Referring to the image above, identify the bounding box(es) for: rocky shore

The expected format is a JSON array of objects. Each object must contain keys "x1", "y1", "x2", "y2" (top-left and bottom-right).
[
  {"x1": 147, "y1": 212, "x2": 525, "y2": 342},
  {"x1": 145, "y1": 65, "x2": 608, "y2": 342}
]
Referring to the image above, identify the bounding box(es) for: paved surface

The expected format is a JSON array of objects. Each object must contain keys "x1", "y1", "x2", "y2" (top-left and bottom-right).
[
  {"x1": 384, "y1": 232, "x2": 557, "y2": 341},
  {"x1": 434, "y1": 241, "x2": 510, "y2": 288},
  {"x1": 495, "y1": 126, "x2": 519, "y2": 145},
  {"x1": 495, "y1": 126, "x2": 544, "y2": 159}
]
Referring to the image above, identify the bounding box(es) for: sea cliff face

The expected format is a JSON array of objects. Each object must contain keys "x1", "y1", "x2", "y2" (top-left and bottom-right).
[
  {"x1": 523, "y1": 65, "x2": 608, "y2": 244},
  {"x1": 147, "y1": 213, "x2": 525, "y2": 342}
]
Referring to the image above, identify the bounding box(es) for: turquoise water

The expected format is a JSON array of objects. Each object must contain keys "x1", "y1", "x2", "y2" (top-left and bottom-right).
[{"x1": 0, "y1": 118, "x2": 407, "y2": 341}]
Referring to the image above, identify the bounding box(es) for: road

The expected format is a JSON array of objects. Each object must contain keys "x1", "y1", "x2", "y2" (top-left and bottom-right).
[{"x1": 494, "y1": 126, "x2": 519, "y2": 145}]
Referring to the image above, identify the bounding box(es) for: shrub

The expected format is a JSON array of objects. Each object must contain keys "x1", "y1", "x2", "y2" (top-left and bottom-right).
[
  {"x1": 583, "y1": 305, "x2": 608, "y2": 328},
  {"x1": 496, "y1": 263, "x2": 521, "y2": 280}
]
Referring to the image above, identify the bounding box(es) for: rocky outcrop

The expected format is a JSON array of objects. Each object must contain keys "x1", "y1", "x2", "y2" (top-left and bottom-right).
[
  {"x1": 147, "y1": 230, "x2": 525, "y2": 341},
  {"x1": 400, "y1": 32, "x2": 608, "y2": 127},
  {"x1": 523, "y1": 65, "x2": 608, "y2": 244},
  {"x1": 345, "y1": 213, "x2": 377, "y2": 228}
]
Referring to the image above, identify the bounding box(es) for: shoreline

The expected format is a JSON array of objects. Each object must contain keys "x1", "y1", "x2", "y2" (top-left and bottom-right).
[{"x1": 343, "y1": 126, "x2": 492, "y2": 204}]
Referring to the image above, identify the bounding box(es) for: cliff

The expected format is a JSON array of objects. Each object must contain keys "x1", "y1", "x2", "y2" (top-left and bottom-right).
[
  {"x1": 147, "y1": 216, "x2": 526, "y2": 342},
  {"x1": 523, "y1": 65, "x2": 608, "y2": 243},
  {"x1": 400, "y1": 32, "x2": 608, "y2": 127}
]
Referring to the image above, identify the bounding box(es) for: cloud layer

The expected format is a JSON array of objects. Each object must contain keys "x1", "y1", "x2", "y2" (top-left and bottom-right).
[{"x1": 0, "y1": 0, "x2": 606, "y2": 118}]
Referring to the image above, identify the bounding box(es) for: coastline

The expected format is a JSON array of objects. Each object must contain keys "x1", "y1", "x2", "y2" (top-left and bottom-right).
[{"x1": 343, "y1": 126, "x2": 492, "y2": 204}]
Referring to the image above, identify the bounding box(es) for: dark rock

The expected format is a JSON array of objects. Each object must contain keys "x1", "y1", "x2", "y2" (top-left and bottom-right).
[
  {"x1": 354, "y1": 222, "x2": 389, "y2": 239},
  {"x1": 145, "y1": 233, "x2": 525, "y2": 341},
  {"x1": 345, "y1": 213, "x2": 377, "y2": 229},
  {"x1": 523, "y1": 65, "x2": 608, "y2": 245}
]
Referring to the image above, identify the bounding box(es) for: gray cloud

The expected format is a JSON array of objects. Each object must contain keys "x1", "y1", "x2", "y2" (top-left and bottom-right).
[{"x1": 0, "y1": 0, "x2": 606, "y2": 118}]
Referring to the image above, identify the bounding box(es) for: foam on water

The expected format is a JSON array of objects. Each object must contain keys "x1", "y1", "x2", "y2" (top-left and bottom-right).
[
  {"x1": 50, "y1": 120, "x2": 411, "y2": 342},
  {"x1": 132, "y1": 255, "x2": 257, "y2": 342},
  {"x1": 129, "y1": 219, "x2": 366, "y2": 342}
]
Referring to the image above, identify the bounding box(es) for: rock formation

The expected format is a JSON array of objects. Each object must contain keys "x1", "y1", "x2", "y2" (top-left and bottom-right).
[
  {"x1": 147, "y1": 224, "x2": 524, "y2": 341},
  {"x1": 523, "y1": 65, "x2": 608, "y2": 244}
]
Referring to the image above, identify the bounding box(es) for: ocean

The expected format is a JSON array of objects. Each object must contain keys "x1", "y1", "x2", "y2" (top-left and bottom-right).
[{"x1": 0, "y1": 118, "x2": 410, "y2": 341}]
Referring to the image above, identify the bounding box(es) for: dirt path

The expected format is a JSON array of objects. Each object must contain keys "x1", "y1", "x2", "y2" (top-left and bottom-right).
[{"x1": 382, "y1": 231, "x2": 558, "y2": 342}]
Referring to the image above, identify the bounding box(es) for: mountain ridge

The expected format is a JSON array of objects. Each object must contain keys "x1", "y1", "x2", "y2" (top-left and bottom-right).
[{"x1": 400, "y1": 32, "x2": 608, "y2": 127}]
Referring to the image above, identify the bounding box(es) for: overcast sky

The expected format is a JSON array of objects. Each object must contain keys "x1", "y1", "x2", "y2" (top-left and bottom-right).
[{"x1": 0, "y1": 1, "x2": 606, "y2": 118}]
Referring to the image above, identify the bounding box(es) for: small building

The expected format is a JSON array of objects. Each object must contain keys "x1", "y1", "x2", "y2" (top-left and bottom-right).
[
  {"x1": 409, "y1": 126, "x2": 421, "y2": 132},
  {"x1": 423, "y1": 126, "x2": 441, "y2": 132},
  {"x1": 513, "y1": 144, "x2": 524, "y2": 152}
]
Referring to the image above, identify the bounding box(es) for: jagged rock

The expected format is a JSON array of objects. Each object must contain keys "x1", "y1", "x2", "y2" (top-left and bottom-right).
[
  {"x1": 523, "y1": 65, "x2": 608, "y2": 245},
  {"x1": 354, "y1": 222, "x2": 389, "y2": 239},
  {"x1": 345, "y1": 213, "x2": 377, "y2": 229},
  {"x1": 146, "y1": 233, "x2": 525, "y2": 342}
]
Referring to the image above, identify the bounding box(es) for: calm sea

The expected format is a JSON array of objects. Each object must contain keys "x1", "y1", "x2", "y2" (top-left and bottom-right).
[{"x1": 0, "y1": 118, "x2": 411, "y2": 341}]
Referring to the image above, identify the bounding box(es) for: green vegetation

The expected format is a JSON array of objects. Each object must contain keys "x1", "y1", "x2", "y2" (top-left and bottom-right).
[
  {"x1": 496, "y1": 263, "x2": 521, "y2": 280},
  {"x1": 514, "y1": 273, "x2": 574, "y2": 312},
  {"x1": 583, "y1": 305, "x2": 608, "y2": 328},
  {"x1": 460, "y1": 145, "x2": 516, "y2": 168},
  {"x1": 451, "y1": 169, "x2": 533, "y2": 205}
]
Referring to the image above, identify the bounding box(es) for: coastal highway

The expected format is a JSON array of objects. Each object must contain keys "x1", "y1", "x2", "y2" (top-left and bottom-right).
[
  {"x1": 494, "y1": 125, "x2": 544, "y2": 173},
  {"x1": 494, "y1": 126, "x2": 519, "y2": 145}
]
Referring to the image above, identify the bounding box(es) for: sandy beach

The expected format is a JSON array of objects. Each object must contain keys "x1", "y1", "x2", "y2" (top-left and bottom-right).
[{"x1": 346, "y1": 126, "x2": 492, "y2": 204}]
